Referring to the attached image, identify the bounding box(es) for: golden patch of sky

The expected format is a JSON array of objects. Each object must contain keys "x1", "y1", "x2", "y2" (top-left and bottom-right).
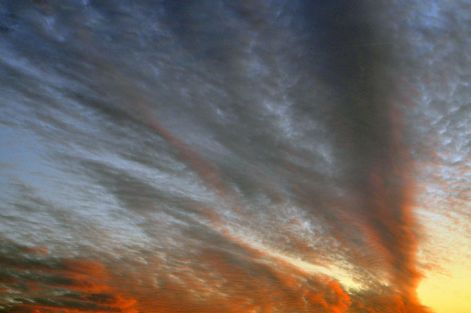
[{"x1": 417, "y1": 205, "x2": 471, "y2": 313}]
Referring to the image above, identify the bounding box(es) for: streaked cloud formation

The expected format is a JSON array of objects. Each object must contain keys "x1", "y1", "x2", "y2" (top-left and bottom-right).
[{"x1": 0, "y1": 1, "x2": 469, "y2": 312}]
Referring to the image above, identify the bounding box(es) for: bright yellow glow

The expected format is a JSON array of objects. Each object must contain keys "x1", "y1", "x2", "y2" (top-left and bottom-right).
[
  {"x1": 416, "y1": 204, "x2": 471, "y2": 313},
  {"x1": 418, "y1": 262, "x2": 471, "y2": 313}
]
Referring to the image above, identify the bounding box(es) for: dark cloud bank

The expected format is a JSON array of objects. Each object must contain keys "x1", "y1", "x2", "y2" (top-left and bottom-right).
[{"x1": 0, "y1": 0, "x2": 469, "y2": 312}]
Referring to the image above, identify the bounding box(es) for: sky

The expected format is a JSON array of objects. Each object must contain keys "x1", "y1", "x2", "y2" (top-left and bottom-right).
[{"x1": 0, "y1": 1, "x2": 469, "y2": 313}]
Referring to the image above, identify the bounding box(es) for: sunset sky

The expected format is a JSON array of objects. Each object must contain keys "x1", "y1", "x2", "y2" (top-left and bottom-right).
[{"x1": 0, "y1": 1, "x2": 469, "y2": 313}]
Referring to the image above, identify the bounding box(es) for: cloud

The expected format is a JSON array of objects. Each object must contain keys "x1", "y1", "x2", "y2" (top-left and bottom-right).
[
  {"x1": 0, "y1": 1, "x2": 469, "y2": 312},
  {"x1": 0, "y1": 240, "x2": 137, "y2": 313}
]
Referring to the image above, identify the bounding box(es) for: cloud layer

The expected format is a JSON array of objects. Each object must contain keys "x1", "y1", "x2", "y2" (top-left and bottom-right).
[{"x1": 0, "y1": 1, "x2": 469, "y2": 312}]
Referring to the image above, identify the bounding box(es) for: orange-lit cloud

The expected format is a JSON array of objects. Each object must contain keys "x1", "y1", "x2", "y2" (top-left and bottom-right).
[{"x1": 0, "y1": 241, "x2": 137, "y2": 313}]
